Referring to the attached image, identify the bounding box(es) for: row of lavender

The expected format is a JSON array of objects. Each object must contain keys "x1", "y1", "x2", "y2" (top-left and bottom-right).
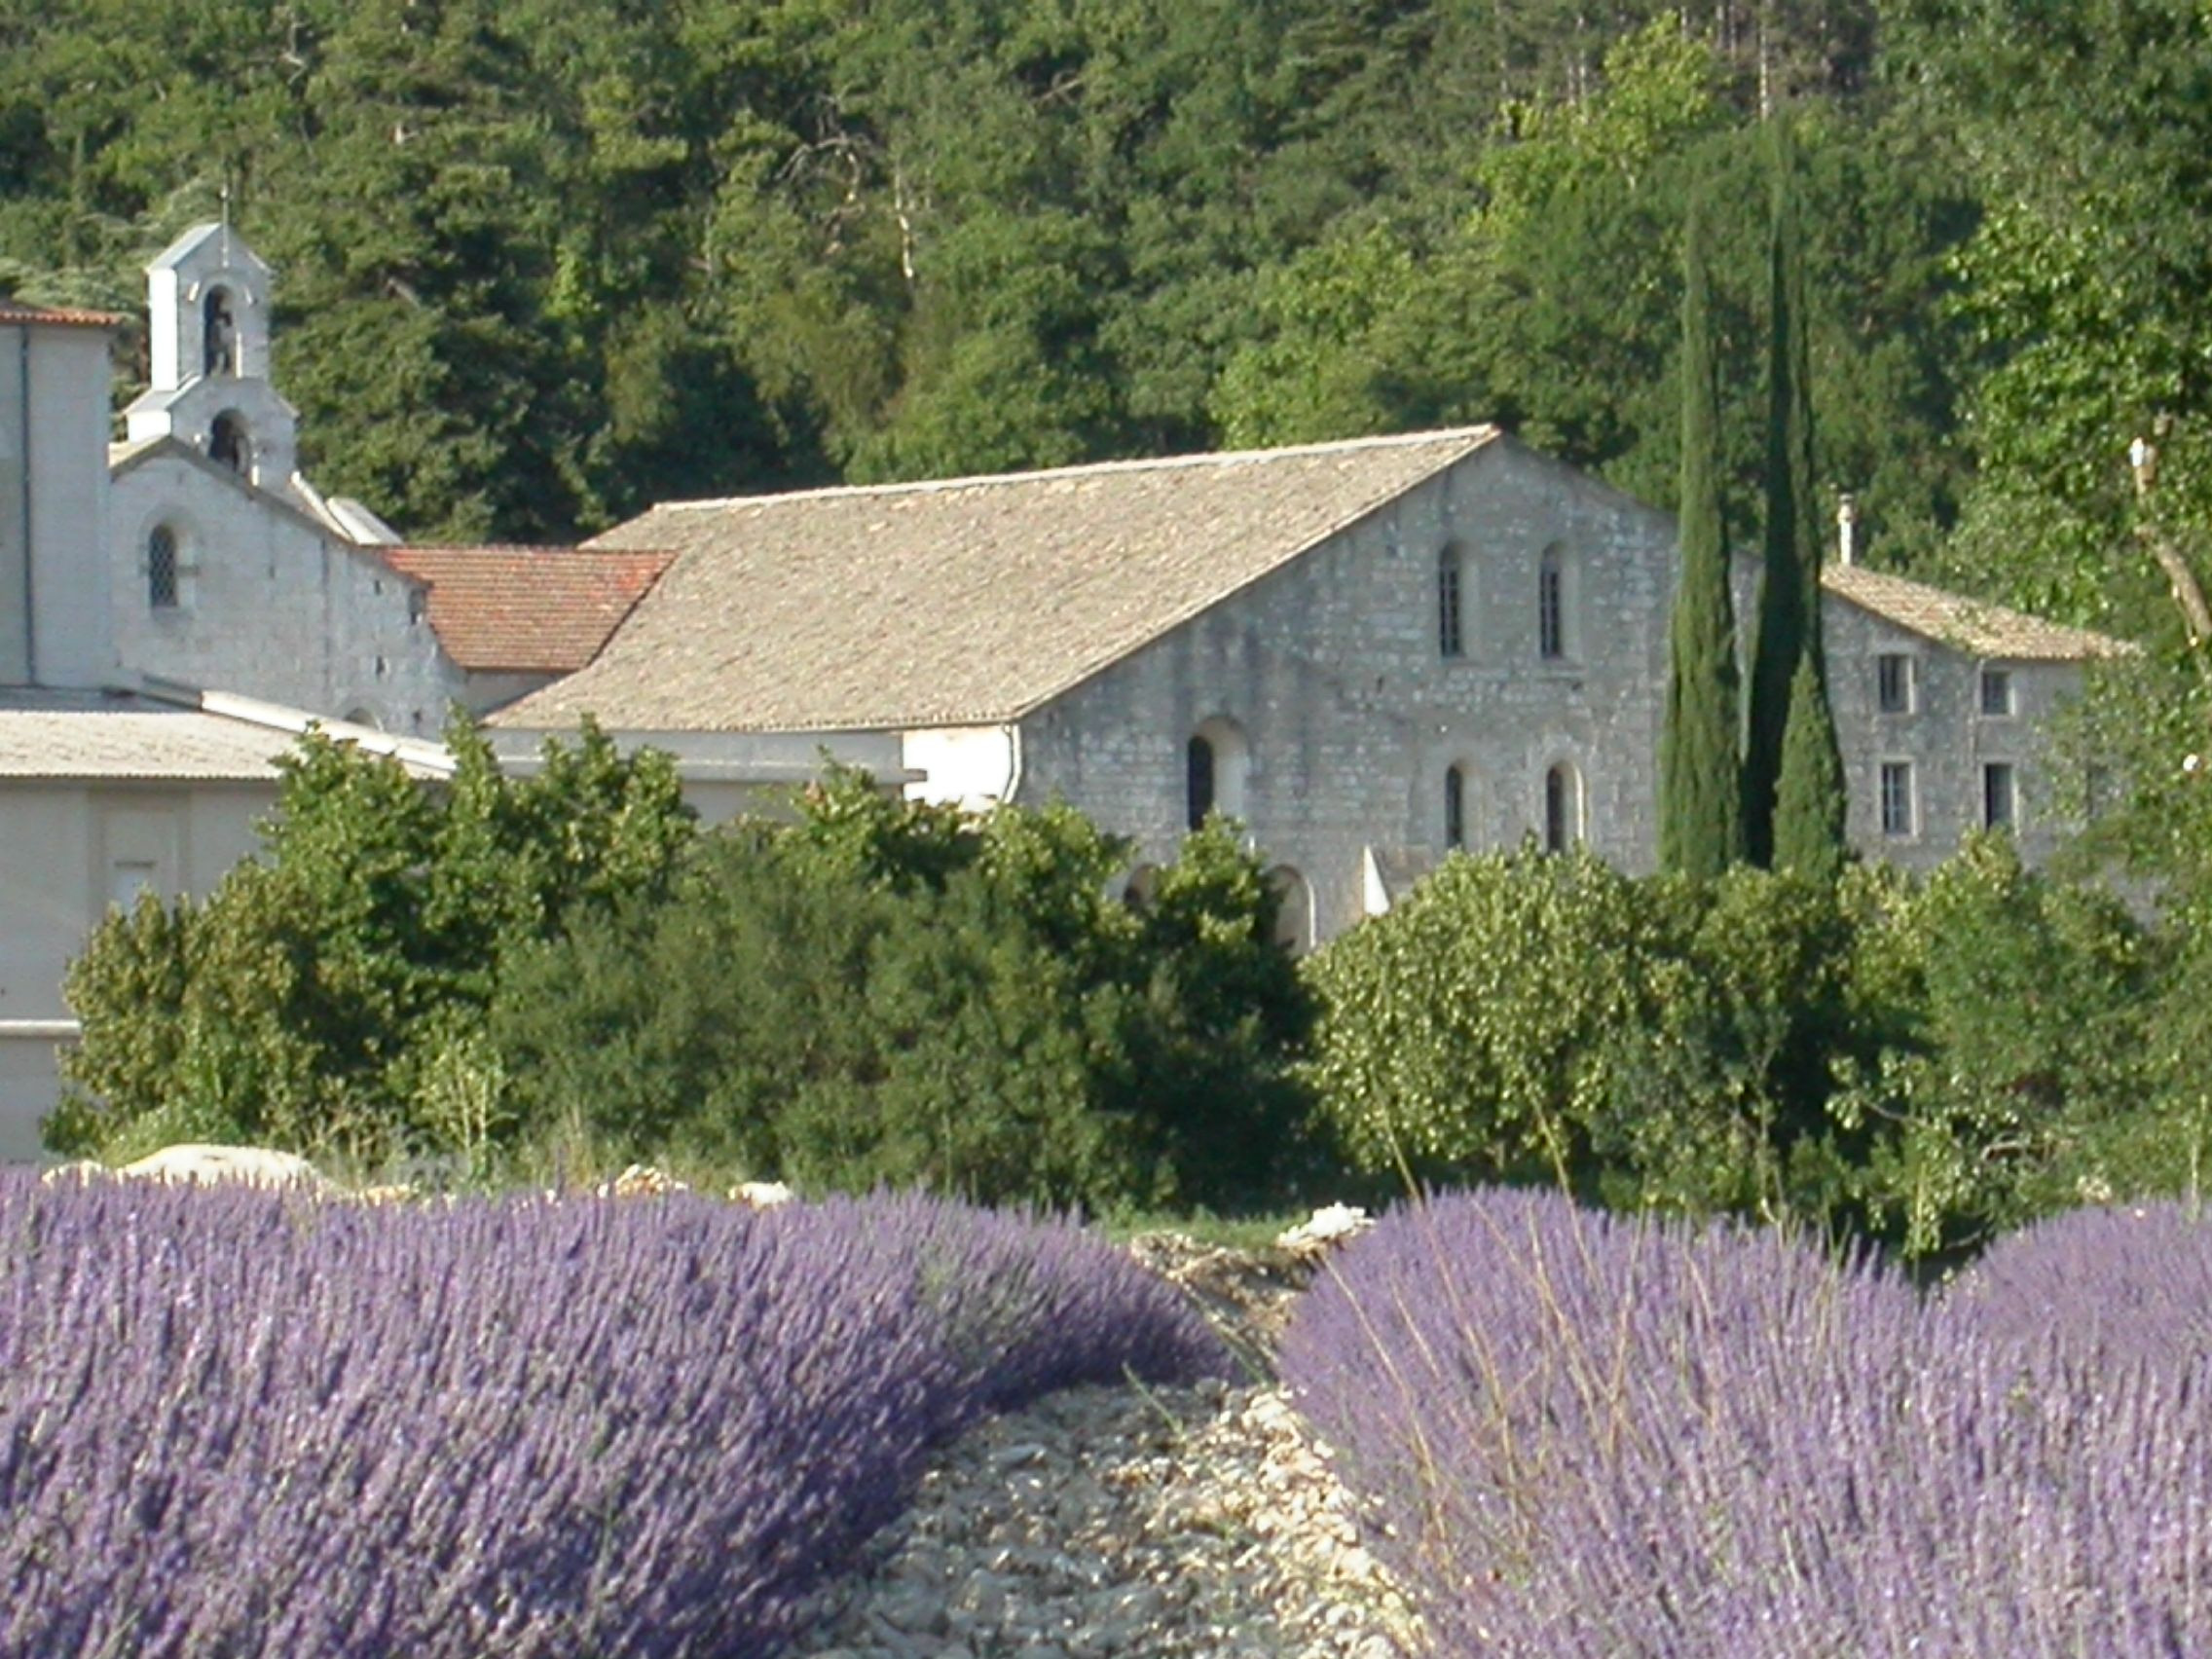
[
  {"x1": 1283, "y1": 1191, "x2": 2212, "y2": 1656},
  {"x1": 0, "y1": 1175, "x2": 1228, "y2": 1657}
]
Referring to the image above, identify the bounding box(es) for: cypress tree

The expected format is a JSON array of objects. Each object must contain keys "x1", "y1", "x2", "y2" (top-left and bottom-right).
[
  {"x1": 1744, "y1": 115, "x2": 1828, "y2": 866},
  {"x1": 1772, "y1": 651, "x2": 1847, "y2": 883},
  {"x1": 1658, "y1": 196, "x2": 1744, "y2": 880}
]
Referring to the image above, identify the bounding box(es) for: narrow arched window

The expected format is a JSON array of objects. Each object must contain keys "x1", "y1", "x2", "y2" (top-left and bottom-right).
[
  {"x1": 1187, "y1": 735, "x2": 1216, "y2": 830},
  {"x1": 147, "y1": 526, "x2": 179, "y2": 609},
  {"x1": 1538, "y1": 545, "x2": 1567, "y2": 659},
  {"x1": 1445, "y1": 764, "x2": 1466, "y2": 849},
  {"x1": 1267, "y1": 866, "x2": 1313, "y2": 953},
  {"x1": 1438, "y1": 545, "x2": 1464, "y2": 658},
  {"x1": 203, "y1": 286, "x2": 238, "y2": 377},
  {"x1": 209, "y1": 411, "x2": 250, "y2": 476},
  {"x1": 1544, "y1": 762, "x2": 1582, "y2": 853}
]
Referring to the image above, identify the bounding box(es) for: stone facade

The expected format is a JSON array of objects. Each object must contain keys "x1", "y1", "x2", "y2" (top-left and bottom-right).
[
  {"x1": 109, "y1": 442, "x2": 464, "y2": 732},
  {"x1": 498, "y1": 426, "x2": 2127, "y2": 945},
  {"x1": 106, "y1": 223, "x2": 470, "y2": 731},
  {"x1": 1822, "y1": 595, "x2": 2086, "y2": 874},
  {"x1": 1012, "y1": 440, "x2": 1675, "y2": 941}
]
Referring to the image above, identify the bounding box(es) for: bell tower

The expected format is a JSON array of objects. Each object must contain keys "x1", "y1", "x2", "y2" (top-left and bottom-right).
[{"x1": 125, "y1": 223, "x2": 300, "y2": 494}]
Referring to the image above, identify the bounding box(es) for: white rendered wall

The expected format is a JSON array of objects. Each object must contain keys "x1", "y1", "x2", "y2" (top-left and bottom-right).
[
  {"x1": 902, "y1": 726, "x2": 1019, "y2": 811},
  {"x1": 0, "y1": 778, "x2": 269, "y2": 1161},
  {"x1": 110, "y1": 455, "x2": 464, "y2": 730}
]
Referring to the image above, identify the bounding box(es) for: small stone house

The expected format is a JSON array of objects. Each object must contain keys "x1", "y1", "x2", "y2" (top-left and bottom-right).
[{"x1": 492, "y1": 426, "x2": 2127, "y2": 943}]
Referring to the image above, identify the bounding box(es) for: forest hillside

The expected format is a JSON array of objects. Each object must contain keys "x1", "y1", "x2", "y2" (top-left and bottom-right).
[{"x1": 0, "y1": 0, "x2": 2202, "y2": 652}]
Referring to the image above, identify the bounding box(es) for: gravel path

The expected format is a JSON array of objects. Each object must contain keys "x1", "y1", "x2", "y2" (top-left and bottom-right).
[{"x1": 793, "y1": 1235, "x2": 1422, "y2": 1659}]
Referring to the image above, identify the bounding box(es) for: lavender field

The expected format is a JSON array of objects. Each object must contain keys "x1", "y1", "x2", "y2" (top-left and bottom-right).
[
  {"x1": 0, "y1": 1174, "x2": 1229, "y2": 1657},
  {"x1": 1282, "y1": 1190, "x2": 2212, "y2": 1657}
]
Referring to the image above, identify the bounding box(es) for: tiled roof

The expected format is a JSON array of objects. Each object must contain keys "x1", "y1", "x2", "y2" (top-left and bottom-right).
[
  {"x1": 378, "y1": 546, "x2": 676, "y2": 674},
  {"x1": 1823, "y1": 564, "x2": 2136, "y2": 661},
  {"x1": 0, "y1": 302, "x2": 121, "y2": 329},
  {"x1": 493, "y1": 427, "x2": 1502, "y2": 732},
  {"x1": 0, "y1": 688, "x2": 450, "y2": 781}
]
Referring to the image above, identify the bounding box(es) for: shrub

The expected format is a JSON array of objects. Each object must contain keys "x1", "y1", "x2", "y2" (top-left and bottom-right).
[
  {"x1": 54, "y1": 720, "x2": 695, "y2": 1167},
  {"x1": 1947, "y1": 1199, "x2": 2212, "y2": 1376},
  {"x1": 0, "y1": 1174, "x2": 1226, "y2": 1657},
  {"x1": 1282, "y1": 1188, "x2": 2212, "y2": 1656},
  {"x1": 1302, "y1": 848, "x2": 1858, "y2": 1221},
  {"x1": 1828, "y1": 834, "x2": 2156, "y2": 1255},
  {"x1": 492, "y1": 778, "x2": 1313, "y2": 1212},
  {"x1": 1302, "y1": 837, "x2": 2157, "y2": 1255}
]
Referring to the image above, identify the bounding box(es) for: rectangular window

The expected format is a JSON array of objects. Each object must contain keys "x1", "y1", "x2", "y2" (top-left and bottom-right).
[
  {"x1": 1983, "y1": 762, "x2": 2016, "y2": 830},
  {"x1": 1538, "y1": 563, "x2": 1565, "y2": 659},
  {"x1": 1877, "y1": 653, "x2": 1913, "y2": 714},
  {"x1": 1980, "y1": 667, "x2": 2013, "y2": 716},
  {"x1": 1880, "y1": 761, "x2": 1915, "y2": 837}
]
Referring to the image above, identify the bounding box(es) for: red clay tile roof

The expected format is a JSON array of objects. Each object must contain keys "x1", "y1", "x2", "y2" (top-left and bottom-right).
[
  {"x1": 378, "y1": 545, "x2": 675, "y2": 674},
  {"x1": 0, "y1": 302, "x2": 122, "y2": 328}
]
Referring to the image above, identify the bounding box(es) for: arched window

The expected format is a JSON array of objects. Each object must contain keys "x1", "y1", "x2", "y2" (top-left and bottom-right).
[
  {"x1": 1437, "y1": 544, "x2": 1465, "y2": 659},
  {"x1": 1544, "y1": 762, "x2": 1583, "y2": 853},
  {"x1": 147, "y1": 525, "x2": 180, "y2": 609},
  {"x1": 1187, "y1": 736, "x2": 1215, "y2": 830},
  {"x1": 209, "y1": 411, "x2": 251, "y2": 476},
  {"x1": 1445, "y1": 764, "x2": 1467, "y2": 850},
  {"x1": 1268, "y1": 866, "x2": 1313, "y2": 953},
  {"x1": 203, "y1": 286, "x2": 239, "y2": 377},
  {"x1": 1187, "y1": 716, "x2": 1250, "y2": 829},
  {"x1": 1538, "y1": 542, "x2": 1572, "y2": 660},
  {"x1": 1124, "y1": 865, "x2": 1162, "y2": 908}
]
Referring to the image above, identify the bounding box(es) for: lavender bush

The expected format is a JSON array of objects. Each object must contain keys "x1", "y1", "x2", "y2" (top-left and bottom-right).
[
  {"x1": 1283, "y1": 1188, "x2": 2212, "y2": 1656},
  {"x1": 0, "y1": 1175, "x2": 1226, "y2": 1657},
  {"x1": 1949, "y1": 1198, "x2": 2212, "y2": 1376}
]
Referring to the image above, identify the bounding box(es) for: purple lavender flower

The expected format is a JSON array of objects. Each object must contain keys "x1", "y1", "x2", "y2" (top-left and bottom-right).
[
  {"x1": 1282, "y1": 1187, "x2": 2212, "y2": 1656},
  {"x1": 0, "y1": 1176, "x2": 1225, "y2": 1657}
]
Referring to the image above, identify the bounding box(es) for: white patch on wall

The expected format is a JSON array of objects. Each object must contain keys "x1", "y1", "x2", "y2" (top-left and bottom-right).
[{"x1": 902, "y1": 725, "x2": 1019, "y2": 811}]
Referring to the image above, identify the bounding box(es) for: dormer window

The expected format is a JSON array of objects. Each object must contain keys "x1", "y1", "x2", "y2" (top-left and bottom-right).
[
  {"x1": 209, "y1": 411, "x2": 251, "y2": 476},
  {"x1": 203, "y1": 286, "x2": 239, "y2": 377}
]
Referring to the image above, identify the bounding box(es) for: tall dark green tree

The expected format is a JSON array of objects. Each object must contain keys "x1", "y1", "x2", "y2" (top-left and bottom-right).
[
  {"x1": 1772, "y1": 651, "x2": 1847, "y2": 880},
  {"x1": 1660, "y1": 195, "x2": 1745, "y2": 879},
  {"x1": 1744, "y1": 114, "x2": 1837, "y2": 866}
]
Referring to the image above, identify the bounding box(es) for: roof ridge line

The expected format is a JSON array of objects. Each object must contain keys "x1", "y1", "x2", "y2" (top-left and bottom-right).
[{"x1": 646, "y1": 425, "x2": 1503, "y2": 514}]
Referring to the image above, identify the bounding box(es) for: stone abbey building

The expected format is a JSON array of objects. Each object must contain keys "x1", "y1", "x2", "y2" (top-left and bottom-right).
[{"x1": 0, "y1": 227, "x2": 2131, "y2": 1152}]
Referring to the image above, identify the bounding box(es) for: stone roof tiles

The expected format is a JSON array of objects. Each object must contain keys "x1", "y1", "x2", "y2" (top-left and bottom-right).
[
  {"x1": 0, "y1": 689, "x2": 450, "y2": 781},
  {"x1": 492, "y1": 426, "x2": 1502, "y2": 733},
  {"x1": 1822, "y1": 563, "x2": 2136, "y2": 661},
  {"x1": 377, "y1": 545, "x2": 676, "y2": 674}
]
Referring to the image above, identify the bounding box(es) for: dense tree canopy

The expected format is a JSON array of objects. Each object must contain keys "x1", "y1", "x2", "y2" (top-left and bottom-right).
[{"x1": 0, "y1": 0, "x2": 1971, "y2": 560}]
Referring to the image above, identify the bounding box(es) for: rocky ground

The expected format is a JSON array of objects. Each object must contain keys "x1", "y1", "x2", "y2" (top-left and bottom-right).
[{"x1": 793, "y1": 1233, "x2": 1423, "y2": 1659}]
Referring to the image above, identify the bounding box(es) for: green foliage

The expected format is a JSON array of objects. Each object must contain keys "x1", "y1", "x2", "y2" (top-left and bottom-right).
[
  {"x1": 1300, "y1": 846, "x2": 1681, "y2": 1187},
  {"x1": 489, "y1": 777, "x2": 1312, "y2": 1212},
  {"x1": 1827, "y1": 837, "x2": 2155, "y2": 1256},
  {"x1": 1745, "y1": 115, "x2": 1823, "y2": 866},
  {"x1": 53, "y1": 720, "x2": 697, "y2": 1165},
  {"x1": 1658, "y1": 194, "x2": 1746, "y2": 879},
  {"x1": 0, "y1": 0, "x2": 1963, "y2": 548},
  {"x1": 1304, "y1": 837, "x2": 2156, "y2": 1255},
  {"x1": 1772, "y1": 651, "x2": 1849, "y2": 882}
]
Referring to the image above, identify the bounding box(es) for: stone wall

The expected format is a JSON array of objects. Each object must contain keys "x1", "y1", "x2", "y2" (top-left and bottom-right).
[
  {"x1": 1015, "y1": 439, "x2": 1677, "y2": 940},
  {"x1": 1823, "y1": 597, "x2": 2086, "y2": 873},
  {"x1": 109, "y1": 454, "x2": 465, "y2": 731}
]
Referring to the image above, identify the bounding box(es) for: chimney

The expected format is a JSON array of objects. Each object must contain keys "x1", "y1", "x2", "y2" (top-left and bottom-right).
[{"x1": 1837, "y1": 492, "x2": 1858, "y2": 567}]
